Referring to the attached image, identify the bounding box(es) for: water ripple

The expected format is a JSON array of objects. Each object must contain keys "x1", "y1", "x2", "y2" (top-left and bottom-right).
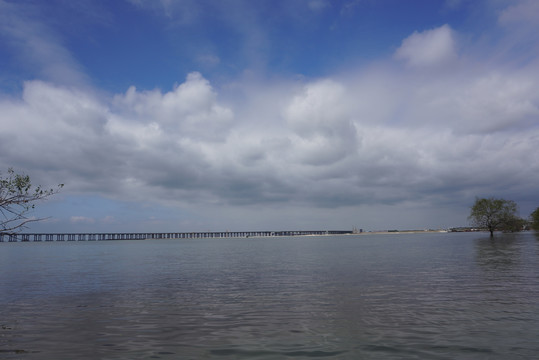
[{"x1": 2, "y1": 232, "x2": 539, "y2": 358}]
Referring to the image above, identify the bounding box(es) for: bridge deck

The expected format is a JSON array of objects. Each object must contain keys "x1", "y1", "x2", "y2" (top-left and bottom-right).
[{"x1": 0, "y1": 230, "x2": 352, "y2": 242}]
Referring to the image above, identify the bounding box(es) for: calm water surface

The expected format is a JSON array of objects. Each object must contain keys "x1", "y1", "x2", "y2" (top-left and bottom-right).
[{"x1": 1, "y1": 232, "x2": 539, "y2": 359}]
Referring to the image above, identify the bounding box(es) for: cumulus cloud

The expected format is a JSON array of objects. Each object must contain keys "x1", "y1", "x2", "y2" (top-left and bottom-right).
[
  {"x1": 111, "y1": 72, "x2": 233, "y2": 142},
  {"x1": 2, "y1": 62, "x2": 539, "y2": 219},
  {"x1": 284, "y1": 79, "x2": 357, "y2": 166},
  {"x1": 394, "y1": 24, "x2": 457, "y2": 67}
]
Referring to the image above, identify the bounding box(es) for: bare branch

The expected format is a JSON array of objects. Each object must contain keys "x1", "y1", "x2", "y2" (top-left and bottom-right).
[{"x1": 0, "y1": 168, "x2": 63, "y2": 233}]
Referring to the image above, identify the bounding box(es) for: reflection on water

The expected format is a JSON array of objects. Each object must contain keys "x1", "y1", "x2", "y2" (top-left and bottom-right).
[
  {"x1": 1, "y1": 232, "x2": 539, "y2": 359},
  {"x1": 475, "y1": 234, "x2": 522, "y2": 270}
]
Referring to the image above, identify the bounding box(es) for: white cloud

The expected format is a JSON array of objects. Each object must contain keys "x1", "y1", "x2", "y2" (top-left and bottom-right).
[
  {"x1": 2, "y1": 62, "x2": 539, "y2": 218},
  {"x1": 70, "y1": 216, "x2": 96, "y2": 224},
  {"x1": 285, "y1": 79, "x2": 349, "y2": 134},
  {"x1": 111, "y1": 72, "x2": 233, "y2": 142},
  {"x1": 284, "y1": 79, "x2": 358, "y2": 166},
  {"x1": 455, "y1": 72, "x2": 539, "y2": 132},
  {"x1": 394, "y1": 24, "x2": 457, "y2": 68}
]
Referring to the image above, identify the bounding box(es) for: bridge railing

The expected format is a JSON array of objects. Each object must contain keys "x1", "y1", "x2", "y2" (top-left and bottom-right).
[{"x1": 0, "y1": 230, "x2": 352, "y2": 242}]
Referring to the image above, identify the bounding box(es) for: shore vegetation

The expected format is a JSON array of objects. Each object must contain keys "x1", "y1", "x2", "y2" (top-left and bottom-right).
[
  {"x1": 469, "y1": 197, "x2": 526, "y2": 237},
  {"x1": 0, "y1": 168, "x2": 63, "y2": 234},
  {"x1": 531, "y1": 207, "x2": 539, "y2": 231}
]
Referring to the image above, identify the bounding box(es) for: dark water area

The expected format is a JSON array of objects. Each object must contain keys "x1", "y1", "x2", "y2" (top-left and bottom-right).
[{"x1": 1, "y1": 232, "x2": 539, "y2": 359}]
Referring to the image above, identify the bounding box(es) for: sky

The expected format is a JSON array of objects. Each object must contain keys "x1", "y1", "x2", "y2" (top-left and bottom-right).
[{"x1": 1, "y1": 0, "x2": 539, "y2": 233}]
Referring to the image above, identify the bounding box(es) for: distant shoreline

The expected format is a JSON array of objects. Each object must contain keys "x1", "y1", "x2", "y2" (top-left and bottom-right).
[
  {"x1": 355, "y1": 230, "x2": 450, "y2": 235},
  {"x1": 4, "y1": 229, "x2": 513, "y2": 243}
]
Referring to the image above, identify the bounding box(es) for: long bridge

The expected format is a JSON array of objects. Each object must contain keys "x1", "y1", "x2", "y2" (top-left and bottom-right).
[{"x1": 0, "y1": 230, "x2": 353, "y2": 242}]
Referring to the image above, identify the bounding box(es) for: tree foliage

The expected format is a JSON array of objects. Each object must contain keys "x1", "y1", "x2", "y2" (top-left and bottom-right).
[
  {"x1": 502, "y1": 215, "x2": 527, "y2": 233},
  {"x1": 0, "y1": 168, "x2": 63, "y2": 233},
  {"x1": 469, "y1": 197, "x2": 520, "y2": 237},
  {"x1": 531, "y1": 207, "x2": 539, "y2": 231}
]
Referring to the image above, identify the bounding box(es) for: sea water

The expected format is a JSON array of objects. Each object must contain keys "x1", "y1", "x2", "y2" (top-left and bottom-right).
[{"x1": 1, "y1": 232, "x2": 539, "y2": 359}]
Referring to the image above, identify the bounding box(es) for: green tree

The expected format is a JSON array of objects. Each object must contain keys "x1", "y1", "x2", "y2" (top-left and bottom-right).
[
  {"x1": 531, "y1": 207, "x2": 539, "y2": 231},
  {"x1": 502, "y1": 215, "x2": 527, "y2": 233},
  {"x1": 469, "y1": 197, "x2": 519, "y2": 237},
  {"x1": 1, "y1": 168, "x2": 63, "y2": 233}
]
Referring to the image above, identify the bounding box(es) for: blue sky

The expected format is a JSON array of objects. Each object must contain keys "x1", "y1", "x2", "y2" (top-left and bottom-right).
[{"x1": 1, "y1": 0, "x2": 539, "y2": 233}]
